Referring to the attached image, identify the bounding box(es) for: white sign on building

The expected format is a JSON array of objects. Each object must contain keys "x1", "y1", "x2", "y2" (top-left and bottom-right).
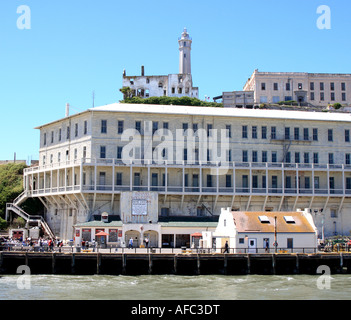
[{"x1": 132, "y1": 199, "x2": 148, "y2": 216}]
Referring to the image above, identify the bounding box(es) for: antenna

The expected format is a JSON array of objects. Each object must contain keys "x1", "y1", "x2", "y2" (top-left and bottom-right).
[{"x1": 92, "y1": 90, "x2": 95, "y2": 108}]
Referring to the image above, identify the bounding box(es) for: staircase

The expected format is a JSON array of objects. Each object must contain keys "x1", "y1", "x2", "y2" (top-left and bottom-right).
[{"x1": 6, "y1": 194, "x2": 55, "y2": 240}]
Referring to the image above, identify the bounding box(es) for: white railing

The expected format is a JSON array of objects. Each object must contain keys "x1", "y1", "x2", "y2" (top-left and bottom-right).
[{"x1": 24, "y1": 159, "x2": 351, "y2": 174}]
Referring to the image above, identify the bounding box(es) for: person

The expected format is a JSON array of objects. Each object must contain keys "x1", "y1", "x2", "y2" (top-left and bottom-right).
[
  {"x1": 145, "y1": 237, "x2": 149, "y2": 248},
  {"x1": 223, "y1": 241, "x2": 229, "y2": 253},
  {"x1": 129, "y1": 237, "x2": 133, "y2": 249}
]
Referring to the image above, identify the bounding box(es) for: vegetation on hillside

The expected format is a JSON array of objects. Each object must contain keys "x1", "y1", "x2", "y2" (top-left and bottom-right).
[
  {"x1": 119, "y1": 87, "x2": 223, "y2": 108},
  {"x1": 0, "y1": 163, "x2": 43, "y2": 230}
]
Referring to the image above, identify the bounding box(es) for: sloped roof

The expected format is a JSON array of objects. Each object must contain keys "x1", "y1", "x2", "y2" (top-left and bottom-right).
[{"x1": 232, "y1": 211, "x2": 315, "y2": 233}]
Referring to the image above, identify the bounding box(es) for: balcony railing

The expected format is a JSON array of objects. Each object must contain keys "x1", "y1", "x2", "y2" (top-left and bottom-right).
[{"x1": 24, "y1": 158, "x2": 351, "y2": 175}]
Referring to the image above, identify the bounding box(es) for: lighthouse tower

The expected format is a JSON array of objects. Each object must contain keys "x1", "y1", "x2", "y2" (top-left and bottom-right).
[{"x1": 178, "y1": 28, "x2": 192, "y2": 75}]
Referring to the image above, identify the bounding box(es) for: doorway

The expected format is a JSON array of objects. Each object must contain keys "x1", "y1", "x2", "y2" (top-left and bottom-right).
[{"x1": 248, "y1": 238, "x2": 257, "y2": 253}]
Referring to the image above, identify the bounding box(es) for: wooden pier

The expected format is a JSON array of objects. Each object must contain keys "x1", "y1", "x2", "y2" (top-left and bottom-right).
[{"x1": 1, "y1": 251, "x2": 351, "y2": 276}]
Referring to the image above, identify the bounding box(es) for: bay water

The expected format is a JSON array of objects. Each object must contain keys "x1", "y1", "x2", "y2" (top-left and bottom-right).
[{"x1": 1, "y1": 273, "x2": 351, "y2": 300}]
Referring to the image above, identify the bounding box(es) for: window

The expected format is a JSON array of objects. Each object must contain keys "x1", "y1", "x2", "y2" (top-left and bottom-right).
[
  {"x1": 252, "y1": 151, "x2": 258, "y2": 163},
  {"x1": 328, "y1": 129, "x2": 333, "y2": 142},
  {"x1": 285, "y1": 176, "x2": 291, "y2": 189},
  {"x1": 294, "y1": 127, "x2": 299, "y2": 140},
  {"x1": 50, "y1": 154, "x2": 53, "y2": 164},
  {"x1": 287, "y1": 238, "x2": 293, "y2": 249},
  {"x1": 100, "y1": 146, "x2": 106, "y2": 159},
  {"x1": 304, "y1": 152, "x2": 309, "y2": 164},
  {"x1": 310, "y1": 82, "x2": 314, "y2": 91},
  {"x1": 305, "y1": 177, "x2": 310, "y2": 189},
  {"x1": 193, "y1": 123, "x2": 198, "y2": 133},
  {"x1": 260, "y1": 96, "x2": 267, "y2": 103},
  {"x1": 286, "y1": 83, "x2": 290, "y2": 91},
  {"x1": 262, "y1": 175, "x2": 267, "y2": 189},
  {"x1": 259, "y1": 216, "x2": 270, "y2": 223},
  {"x1": 172, "y1": 87, "x2": 175, "y2": 94},
  {"x1": 303, "y1": 128, "x2": 309, "y2": 141},
  {"x1": 261, "y1": 83, "x2": 266, "y2": 90},
  {"x1": 207, "y1": 124, "x2": 213, "y2": 137},
  {"x1": 262, "y1": 126, "x2": 267, "y2": 139},
  {"x1": 75, "y1": 123, "x2": 78, "y2": 137},
  {"x1": 330, "y1": 82, "x2": 335, "y2": 91},
  {"x1": 342, "y1": 82, "x2": 346, "y2": 91},
  {"x1": 346, "y1": 153, "x2": 351, "y2": 165},
  {"x1": 66, "y1": 126, "x2": 70, "y2": 139},
  {"x1": 59, "y1": 128, "x2": 62, "y2": 141},
  {"x1": 310, "y1": 92, "x2": 315, "y2": 101},
  {"x1": 298, "y1": 83, "x2": 302, "y2": 90},
  {"x1": 242, "y1": 175, "x2": 248, "y2": 190},
  {"x1": 295, "y1": 152, "x2": 300, "y2": 164},
  {"x1": 163, "y1": 122, "x2": 169, "y2": 135},
  {"x1": 101, "y1": 120, "x2": 107, "y2": 134},
  {"x1": 330, "y1": 209, "x2": 338, "y2": 218},
  {"x1": 152, "y1": 121, "x2": 158, "y2": 135},
  {"x1": 313, "y1": 152, "x2": 319, "y2": 164},
  {"x1": 272, "y1": 152, "x2": 277, "y2": 163},
  {"x1": 183, "y1": 148, "x2": 187, "y2": 161},
  {"x1": 84, "y1": 121, "x2": 88, "y2": 135},
  {"x1": 206, "y1": 175, "x2": 213, "y2": 188},
  {"x1": 331, "y1": 92, "x2": 335, "y2": 101},
  {"x1": 226, "y1": 175, "x2": 232, "y2": 188},
  {"x1": 272, "y1": 176, "x2": 278, "y2": 189},
  {"x1": 313, "y1": 128, "x2": 318, "y2": 141},
  {"x1": 242, "y1": 150, "x2": 248, "y2": 162},
  {"x1": 271, "y1": 126, "x2": 276, "y2": 139},
  {"x1": 51, "y1": 131, "x2": 54, "y2": 144},
  {"x1": 118, "y1": 120, "x2": 124, "y2": 134},
  {"x1": 74, "y1": 148, "x2": 77, "y2": 160},
  {"x1": 320, "y1": 82, "x2": 324, "y2": 91},
  {"x1": 284, "y1": 216, "x2": 295, "y2": 224},
  {"x1": 182, "y1": 123, "x2": 188, "y2": 135},
  {"x1": 342, "y1": 92, "x2": 346, "y2": 101},
  {"x1": 135, "y1": 121, "x2": 141, "y2": 133},
  {"x1": 58, "y1": 152, "x2": 61, "y2": 163},
  {"x1": 43, "y1": 133, "x2": 46, "y2": 146},
  {"x1": 252, "y1": 126, "x2": 257, "y2": 139},
  {"x1": 285, "y1": 127, "x2": 290, "y2": 140},
  {"x1": 226, "y1": 125, "x2": 231, "y2": 138},
  {"x1": 320, "y1": 92, "x2": 324, "y2": 101},
  {"x1": 314, "y1": 176, "x2": 320, "y2": 189},
  {"x1": 262, "y1": 151, "x2": 268, "y2": 163},
  {"x1": 346, "y1": 177, "x2": 351, "y2": 189},
  {"x1": 242, "y1": 125, "x2": 248, "y2": 138},
  {"x1": 285, "y1": 152, "x2": 291, "y2": 163},
  {"x1": 117, "y1": 146, "x2": 123, "y2": 160},
  {"x1": 328, "y1": 153, "x2": 334, "y2": 164},
  {"x1": 273, "y1": 83, "x2": 278, "y2": 90},
  {"x1": 83, "y1": 146, "x2": 86, "y2": 159}
]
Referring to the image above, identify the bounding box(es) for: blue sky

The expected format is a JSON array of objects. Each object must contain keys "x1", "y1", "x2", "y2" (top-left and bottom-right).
[{"x1": 0, "y1": 0, "x2": 349, "y2": 161}]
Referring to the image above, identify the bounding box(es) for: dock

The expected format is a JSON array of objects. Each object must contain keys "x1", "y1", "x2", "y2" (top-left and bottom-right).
[{"x1": 1, "y1": 251, "x2": 350, "y2": 275}]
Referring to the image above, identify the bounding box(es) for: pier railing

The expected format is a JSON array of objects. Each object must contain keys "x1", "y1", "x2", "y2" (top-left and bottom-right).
[{"x1": 1, "y1": 244, "x2": 346, "y2": 254}]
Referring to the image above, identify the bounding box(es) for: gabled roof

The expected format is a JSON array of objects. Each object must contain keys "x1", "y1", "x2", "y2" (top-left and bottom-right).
[{"x1": 232, "y1": 211, "x2": 315, "y2": 233}]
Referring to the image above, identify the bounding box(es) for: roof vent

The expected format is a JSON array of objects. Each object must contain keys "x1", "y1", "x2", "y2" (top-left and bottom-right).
[
  {"x1": 258, "y1": 215, "x2": 270, "y2": 223},
  {"x1": 284, "y1": 216, "x2": 295, "y2": 224}
]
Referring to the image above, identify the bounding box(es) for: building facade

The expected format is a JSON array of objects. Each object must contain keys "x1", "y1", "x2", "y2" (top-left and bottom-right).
[
  {"x1": 222, "y1": 69, "x2": 351, "y2": 108},
  {"x1": 121, "y1": 28, "x2": 198, "y2": 99},
  {"x1": 10, "y1": 103, "x2": 351, "y2": 242},
  {"x1": 243, "y1": 69, "x2": 351, "y2": 107}
]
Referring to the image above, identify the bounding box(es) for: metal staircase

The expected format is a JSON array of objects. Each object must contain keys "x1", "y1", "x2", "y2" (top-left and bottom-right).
[{"x1": 6, "y1": 193, "x2": 55, "y2": 240}]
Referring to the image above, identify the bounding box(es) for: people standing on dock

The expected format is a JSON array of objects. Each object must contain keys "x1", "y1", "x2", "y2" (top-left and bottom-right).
[
  {"x1": 144, "y1": 237, "x2": 149, "y2": 248},
  {"x1": 224, "y1": 241, "x2": 229, "y2": 253},
  {"x1": 129, "y1": 237, "x2": 133, "y2": 249}
]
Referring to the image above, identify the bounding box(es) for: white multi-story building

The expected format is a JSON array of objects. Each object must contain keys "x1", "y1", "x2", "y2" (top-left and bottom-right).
[
  {"x1": 7, "y1": 103, "x2": 351, "y2": 245},
  {"x1": 222, "y1": 69, "x2": 351, "y2": 108},
  {"x1": 121, "y1": 28, "x2": 199, "y2": 99}
]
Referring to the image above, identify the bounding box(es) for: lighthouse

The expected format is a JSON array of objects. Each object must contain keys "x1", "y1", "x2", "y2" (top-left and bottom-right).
[{"x1": 178, "y1": 28, "x2": 192, "y2": 75}]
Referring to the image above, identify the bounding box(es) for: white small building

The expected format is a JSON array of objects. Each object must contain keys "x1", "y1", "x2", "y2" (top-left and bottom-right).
[{"x1": 203, "y1": 208, "x2": 318, "y2": 253}]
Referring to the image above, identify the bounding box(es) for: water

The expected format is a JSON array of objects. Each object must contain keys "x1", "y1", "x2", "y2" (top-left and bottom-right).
[{"x1": 1, "y1": 274, "x2": 351, "y2": 300}]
